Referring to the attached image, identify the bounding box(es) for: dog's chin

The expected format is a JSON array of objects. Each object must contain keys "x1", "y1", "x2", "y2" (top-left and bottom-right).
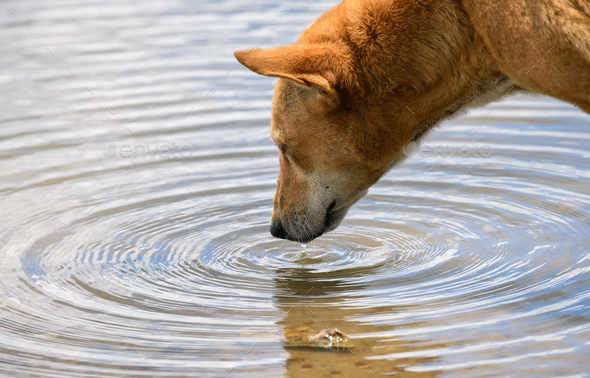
[
  {"x1": 282, "y1": 191, "x2": 367, "y2": 243},
  {"x1": 284, "y1": 206, "x2": 350, "y2": 244},
  {"x1": 322, "y1": 206, "x2": 348, "y2": 234}
]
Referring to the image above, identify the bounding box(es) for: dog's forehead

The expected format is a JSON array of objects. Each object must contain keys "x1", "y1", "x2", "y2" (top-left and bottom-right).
[
  {"x1": 270, "y1": 82, "x2": 309, "y2": 139},
  {"x1": 273, "y1": 80, "x2": 302, "y2": 112}
]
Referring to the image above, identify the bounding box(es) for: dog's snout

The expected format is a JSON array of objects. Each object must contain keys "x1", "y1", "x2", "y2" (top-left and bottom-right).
[{"x1": 270, "y1": 220, "x2": 287, "y2": 239}]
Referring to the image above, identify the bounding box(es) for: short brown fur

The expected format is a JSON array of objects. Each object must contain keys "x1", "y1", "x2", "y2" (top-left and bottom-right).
[{"x1": 235, "y1": 0, "x2": 590, "y2": 243}]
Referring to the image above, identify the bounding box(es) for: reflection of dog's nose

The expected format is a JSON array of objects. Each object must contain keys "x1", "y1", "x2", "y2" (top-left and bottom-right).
[{"x1": 270, "y1": 220, "x2": 286, "y2": 239}]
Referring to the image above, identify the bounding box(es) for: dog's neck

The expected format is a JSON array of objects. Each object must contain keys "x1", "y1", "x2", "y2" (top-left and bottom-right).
[
  {"x1": 335, "y1": 0, "x2": 512, "y2": 159},
  {"x1": 411, "y1": 76, "x2": 517, "y2": 143}
]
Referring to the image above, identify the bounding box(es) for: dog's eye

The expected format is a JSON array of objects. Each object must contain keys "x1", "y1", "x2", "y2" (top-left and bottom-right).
[{"x1": 276, "y1": 143, "x2": 287, "y2": 154}]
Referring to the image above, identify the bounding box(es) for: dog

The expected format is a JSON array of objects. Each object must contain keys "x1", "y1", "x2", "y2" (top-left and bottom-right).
[{"x1": 235, "y1": 0, "x2": 590, "y2": 243}]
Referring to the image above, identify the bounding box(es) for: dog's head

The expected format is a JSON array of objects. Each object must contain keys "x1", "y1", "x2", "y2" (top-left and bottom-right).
[
  {"x1": 233, "y1": 1, "x2": 488, "y2": 243},
  {"x1": 235, "y1": 43, "x2": 421, "y2": 243}
]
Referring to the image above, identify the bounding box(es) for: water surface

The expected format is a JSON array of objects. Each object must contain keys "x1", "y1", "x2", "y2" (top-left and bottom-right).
[{"x1": 1, "y1": 0, "x2": 590, "y2": 377}]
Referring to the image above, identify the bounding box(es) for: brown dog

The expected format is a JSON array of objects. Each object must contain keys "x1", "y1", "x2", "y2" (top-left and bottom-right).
[{"x1": 235, "y1": 0, "x2": 590, "y2": 243}]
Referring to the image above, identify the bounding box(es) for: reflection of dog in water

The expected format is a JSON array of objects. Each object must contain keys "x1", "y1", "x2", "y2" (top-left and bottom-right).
[
  {"x1": 273, "y1": 267, "x2": 441, "y2": 377},
  {"x1": 235, "y1": 0, "x2": 590, "y2": 243}
]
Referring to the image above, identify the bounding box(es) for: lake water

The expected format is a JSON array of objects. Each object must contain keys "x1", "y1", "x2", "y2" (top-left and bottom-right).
[{"x1": 1, "y1": 0, "x2": 590, "y2": 377}]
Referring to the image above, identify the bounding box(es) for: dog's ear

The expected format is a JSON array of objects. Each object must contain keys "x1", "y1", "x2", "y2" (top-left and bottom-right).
[{"x1": 234, "y1": 45, "x2": 339, "y2": 101}]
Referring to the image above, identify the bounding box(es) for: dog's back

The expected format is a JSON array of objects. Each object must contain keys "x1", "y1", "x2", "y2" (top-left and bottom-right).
[{"x1": 463, "y1": 0, "x2": 590, "y2": 112}]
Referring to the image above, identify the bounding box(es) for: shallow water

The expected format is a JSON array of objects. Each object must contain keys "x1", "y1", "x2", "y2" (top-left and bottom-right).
[{"x1": 1, "y1": 0, "x2": 590, "y2": 377}]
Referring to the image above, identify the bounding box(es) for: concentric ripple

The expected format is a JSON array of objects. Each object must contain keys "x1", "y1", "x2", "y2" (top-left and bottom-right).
[{"x1": 1, "y1": 0, "x2": 590, "y2": 377}]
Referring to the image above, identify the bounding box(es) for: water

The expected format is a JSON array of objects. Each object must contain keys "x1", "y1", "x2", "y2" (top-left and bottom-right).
[{"x1": 1, "y1": 0, "x2": 590, "y2": 377}]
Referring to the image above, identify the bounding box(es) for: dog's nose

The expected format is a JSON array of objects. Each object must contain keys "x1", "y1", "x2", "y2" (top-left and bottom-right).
[{"x1": 270, "y1": 220, "x2": 286, "y2": 239}]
